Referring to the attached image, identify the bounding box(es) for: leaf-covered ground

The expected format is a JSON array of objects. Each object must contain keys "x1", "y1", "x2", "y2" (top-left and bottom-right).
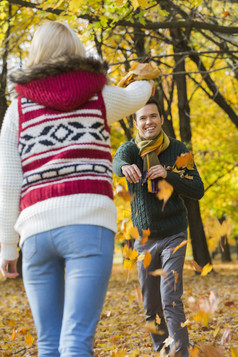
[{"x1": 0, "y1": 261, "x2": 237, "y2": 356}]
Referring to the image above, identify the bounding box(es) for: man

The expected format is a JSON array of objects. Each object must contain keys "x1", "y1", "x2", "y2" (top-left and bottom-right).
[{"x1": 113, "y1": 98, "x2": 204, "y2": 356}]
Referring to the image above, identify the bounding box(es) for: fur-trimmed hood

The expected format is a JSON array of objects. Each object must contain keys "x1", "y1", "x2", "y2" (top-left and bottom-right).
[{"x1": 10, "y1": 55, "x2": 109, "y2": 111}]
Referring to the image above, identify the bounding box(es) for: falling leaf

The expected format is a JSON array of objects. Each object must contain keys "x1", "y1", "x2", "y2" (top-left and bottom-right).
[
  {"x1": 135, "y1": 285, "x2": 143, "y2": 304},
  {"x1": 175, "y1": 152, "x2": 194, "y2": 170},
  {"x1": 181, "y1": 319, "x2": 190, "y2": 328},
  {"x1": 157, "y1": 180, "x2": 174, "y2": 211},
  {"x1": 143, "y1": 250, "x2": 151, "y2": 268},
  {"x1": 140, "y1": 228, "x2": 150, "y2": 244},
  {"x1": 123, "y1": 259, "x2": 134, "y2": 270},
  {"x1": 201, "y1": 263, "x2": 213, "y2": 276},
  {"x1": 145, "y1": 321, "x2": 165, "y2": 335},
  {"x1": 25, "y1": 332, "x2": 34, "y2": 347},
  {"x1": 172, "y1": 270, "x2": 179, "y2": 284},
  {"x1": 164, "y1": 336, "x2": 174, "y2": 347},
  {"x1": 115, "y1": 184, "x2": 135, "y2": 202},
  {"x1": 185, "y1": 260, "x2": 202, "y2": 273},
  {"x1": 130, "y1": 226, "x2": 139, "y2": 239},
  {"x1": 130, "y1": 249, "x2": 139, "y2": 261},
  {"x1": 149, "y1": 269, "x2": 167, "y2": 278},
  {"x1": 137, "y1": 253, "x2": 145, "y2": 261},
  {"x1": 156, "y1": 314, "x2": 161, "y2": 325},
  {"x1": 172, "y1": 240, "x2": 188, "y2": 254}
]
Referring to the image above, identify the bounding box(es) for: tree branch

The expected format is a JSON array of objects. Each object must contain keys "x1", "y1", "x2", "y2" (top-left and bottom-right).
[{"x1": 8, "y1": 0, "x2": 238, "y2": 34}]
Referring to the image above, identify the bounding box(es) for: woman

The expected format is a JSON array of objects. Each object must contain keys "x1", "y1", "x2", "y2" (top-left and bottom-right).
[{"x1": 0, "y1": 21, "x2": 153, "y2": 356}]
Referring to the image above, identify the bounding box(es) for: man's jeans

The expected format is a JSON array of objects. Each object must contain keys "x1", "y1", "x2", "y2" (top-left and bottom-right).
[
  {"x1": 134, "y1": 231, "x2": 189, "y2": 357},
  {"x1": 22, "y1": 225, "x2": 114, "y2": 357}
]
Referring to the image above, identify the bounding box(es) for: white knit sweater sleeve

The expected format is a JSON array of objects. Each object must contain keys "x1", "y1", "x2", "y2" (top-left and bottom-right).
[
  {"x1": 102, "y1": 80, "x2": 152, "y2": 125},
  {"x1": 0, "y1": 99, "x2": 22, "y2": 261}
]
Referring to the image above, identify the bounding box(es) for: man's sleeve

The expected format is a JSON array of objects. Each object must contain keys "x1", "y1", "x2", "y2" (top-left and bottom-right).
[{"x1": 113, "y1": 141, "x2": 134, "y2": 177}]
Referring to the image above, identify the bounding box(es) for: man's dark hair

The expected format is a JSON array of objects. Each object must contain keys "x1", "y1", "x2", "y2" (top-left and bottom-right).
[{"x1": 134, "y1": 97, "x2": 163, "y2": 121}]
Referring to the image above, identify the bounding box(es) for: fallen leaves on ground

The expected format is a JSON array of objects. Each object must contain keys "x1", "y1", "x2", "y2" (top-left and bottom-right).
[{"x1": 0, "y1": 262, "x2": 238, "y2": 356}]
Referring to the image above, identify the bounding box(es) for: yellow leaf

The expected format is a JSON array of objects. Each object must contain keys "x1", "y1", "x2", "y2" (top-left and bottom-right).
[
  {"x1": 123, "y1": 244, "x2": 132, "y2": 259},
  {"x1": 19, "y1": 327, "x2": 26, "y2": 335},
  {"x1": 137, "y1": 253, "x2": 145, "y2": 261},
  {"x1": 115, "y1": 184, "x2": 135, "y2": 202},
  {"x1": 130, "y1": 249, "x2": 139, "y2": 261},
  {"x1": 201, "y1": 263, "x2": 213, "y2": 276},
  {"x1": 123, "y1": 259, "x2": 134, "y2": 270},
  {"x1": 156, "y1": 314, "x2": 161, "y2": 325},
  {"x1": 25, "y1": 332, "x2": 34, "y2": 347},
  {"x1": 11, "y1": 329, "x2": 17, "y2": 341},
  {"x1": 184, "y1": 174, "x2": 193, "y2": 180},
  {"x1": 181, "y1": 319, "x2": 190, "y2": 328},
  {"x1": 172, "y1": 240, "x2": 188, "y2": 254},
  {"x1": 140, "y1": 228, "x2": 150, "y2": 244},
  {"x1": 143, "y1": 250, "x2": 151, "y2": 268},
  {"x1": 69, "y1": 0, "x2": 84, "y2": 12},
  {"x1": 157, "y1": 180, "x2": 173, "y2": 211},
  {"x1": 130, "y1": 226, "x2": 139, "y2": 239},
  {"x1": 115, "y1": 0, "x2": 124, "y2": 5},
  {"x1": 149, "y1": 269, "x2": 167, "y2": 278},
  {"x1": 172, "y1": 270, "x2": 179, "y2": 284}
]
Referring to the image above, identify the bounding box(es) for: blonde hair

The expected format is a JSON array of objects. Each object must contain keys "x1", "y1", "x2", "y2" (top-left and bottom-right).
[{"x1": 27, "y1": 21, "x2": 86, "y2": 67}]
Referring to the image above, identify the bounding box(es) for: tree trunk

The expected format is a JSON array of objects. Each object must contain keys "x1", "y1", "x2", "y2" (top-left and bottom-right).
[
  {"x1": 170, "y1": 27, "x2": 211, "y2": 267},
  {"x1": 183, "y1": 197, "x2": 211, "y2": 266},
  {"x1": 0, "y1": 4, "x2": 11, "y2": 128}
]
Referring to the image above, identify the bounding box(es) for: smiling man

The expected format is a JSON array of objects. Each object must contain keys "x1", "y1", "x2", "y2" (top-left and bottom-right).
[{"x1": 113, "y1": 98, "x2": 204, "y2": 356}]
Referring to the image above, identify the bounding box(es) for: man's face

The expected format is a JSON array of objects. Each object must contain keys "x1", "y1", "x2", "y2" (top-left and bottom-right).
[{"x1": 135, "y1": 103, "x2": 164, "y2": 140}]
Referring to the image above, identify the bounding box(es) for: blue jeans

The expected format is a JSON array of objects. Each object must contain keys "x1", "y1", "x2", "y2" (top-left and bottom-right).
[
  {"x1": 134, "y1": 231, "x2": 189, "y2": 357},
  {"x1": 22, "y1": 225, "x2": 114, "y2": 357}
]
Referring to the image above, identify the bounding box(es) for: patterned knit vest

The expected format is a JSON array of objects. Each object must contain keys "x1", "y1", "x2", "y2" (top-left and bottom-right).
[{"x1": 18, "y1": 92, "x2": 113, "y2": 211}]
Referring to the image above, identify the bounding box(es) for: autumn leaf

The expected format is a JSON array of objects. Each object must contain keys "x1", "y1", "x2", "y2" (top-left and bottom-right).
[
  {"x1": 130, "y1": 226, "x2": 139, "y2": 239},
  {"x1": 123, "y1": 259, "x2": 134, "y2": 270},
  {"x1": 131, "y1": 0, "x2": 149, "y2": 9},
  {"x1": 25, "y1": 332, "x2": 34, "y2": 347},
  {"x1": 172, "y1": 240, "x2": 188, "y2": 254},
  {"x1": 135, "y1": 285, "x2": 143, "y2": 304},
  {"x1": 185, "y1": 259, "x2": 202, "y2": 273},
  {"x1": 18, "y1": 327, "x2": 26, "y2": 335},
  {"x1": 11, "y1": 329, "x2": 17, "y2": 341},
  {"x1": 181, "y1": 319, "x2": 190, "y2": 328},
  {"x1": 175, "y1": 152, "x2": 194, "y2": 170},
  {"x1": 115, "y1": 184, "x2": 135, "y2": 202},
  {"x1": 201, "y1": 263, "x2": 213, "y2": 276},
  {"x1": 140, "y1": 228, "x2": 150, "y2": 244},
  {"x1": 69, "y1": 0, "x2": 84, "y2": 12},
  {"x1": 157, "y1": 180, "x2": 173, "y2": 211},
  {"x1": 149, "y1": 269, "x2": 167, "y2": 278},
  {"x1": 117, "y1": 61, "x2": 159, "y2": 87},
  {"x1": 143, "y1": 250, "x2": 151, "y2": 268},
  {"x1": 145, "y1": 321, "x2": 165, "y2": 335},
  {"x1": 156, "y1": 314, "x2": 161, "y2": 325}
]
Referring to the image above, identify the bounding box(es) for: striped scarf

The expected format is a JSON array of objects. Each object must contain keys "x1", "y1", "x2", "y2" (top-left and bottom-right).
[{"x1": 135, "y1": 130, "x2": 170, "y2": 193}]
